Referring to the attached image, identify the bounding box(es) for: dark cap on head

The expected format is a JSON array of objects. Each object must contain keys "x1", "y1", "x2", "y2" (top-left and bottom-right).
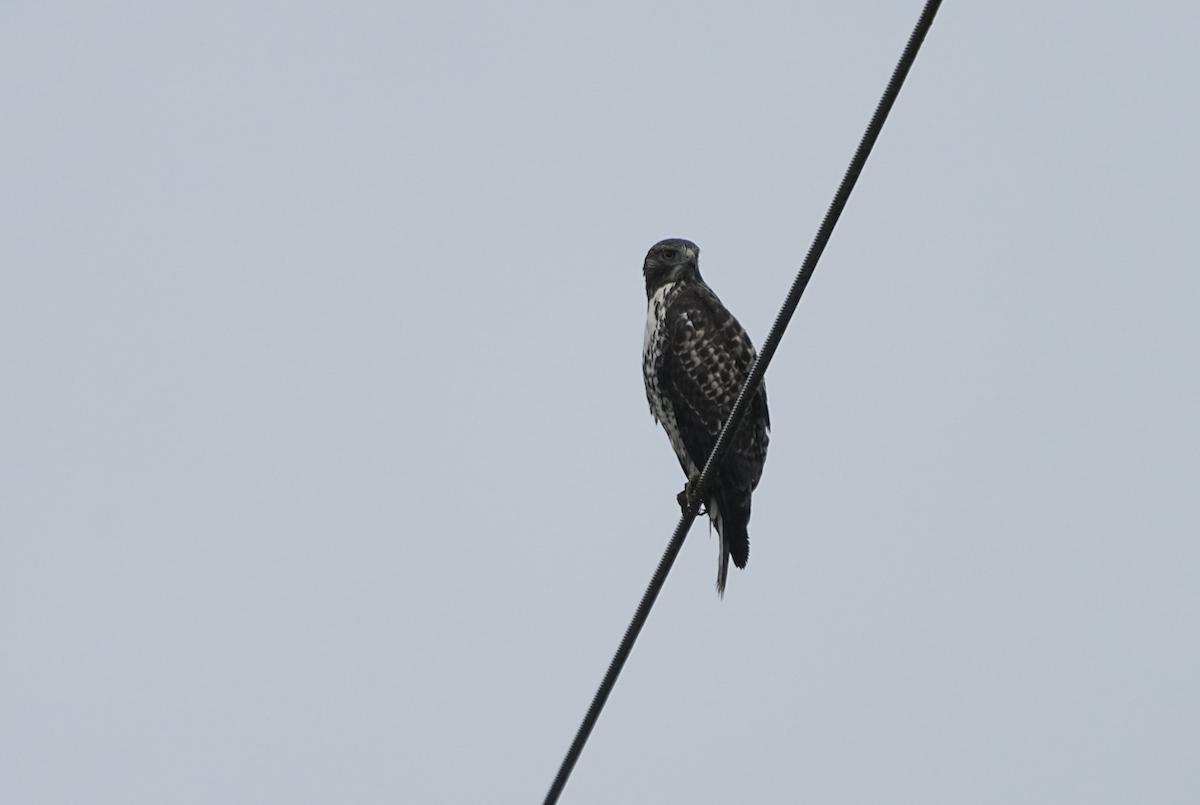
[{"x1": 643, "y1": 238, "x2": 701, "y2": 297}]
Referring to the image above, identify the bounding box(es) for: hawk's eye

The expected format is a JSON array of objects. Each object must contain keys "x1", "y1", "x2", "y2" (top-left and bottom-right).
[{"x1": 660, "y1": 248, "x2": 678, "y2": 261}]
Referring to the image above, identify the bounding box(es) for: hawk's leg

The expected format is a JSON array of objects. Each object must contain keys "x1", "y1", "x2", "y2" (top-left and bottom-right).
[{"x1": 676, "y1": 474, "x2": 708, "y2": 516}]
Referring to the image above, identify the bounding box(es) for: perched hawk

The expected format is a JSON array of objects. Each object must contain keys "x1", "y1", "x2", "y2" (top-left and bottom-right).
[{"x1": 641, "y1": 238, "x2": 770, "y2": 596}]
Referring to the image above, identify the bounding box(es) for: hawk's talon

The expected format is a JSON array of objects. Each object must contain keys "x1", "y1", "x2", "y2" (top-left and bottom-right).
[{"x1": 677, "y1": 475, "x2": 707, "y2": 516}]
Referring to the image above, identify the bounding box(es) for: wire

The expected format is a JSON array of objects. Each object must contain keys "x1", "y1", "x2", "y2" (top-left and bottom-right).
[{"x1": 544, "y1": 3, "x2": 943, "y2": 802}]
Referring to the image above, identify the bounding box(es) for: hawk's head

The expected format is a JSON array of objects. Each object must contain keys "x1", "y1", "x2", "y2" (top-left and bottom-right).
[{"x1": 643, "y1": 238, "x2": 701, "y2": 298}]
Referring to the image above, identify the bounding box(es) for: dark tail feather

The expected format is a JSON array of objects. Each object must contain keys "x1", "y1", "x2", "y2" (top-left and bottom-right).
[{"x1": 710, "y1": 486, "x2": 751, "y2": 598}]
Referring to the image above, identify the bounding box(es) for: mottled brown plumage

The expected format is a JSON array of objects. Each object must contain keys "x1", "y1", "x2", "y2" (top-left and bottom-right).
[{"x1": 642, "y1": 239, "x2": 770, "y2": 596}]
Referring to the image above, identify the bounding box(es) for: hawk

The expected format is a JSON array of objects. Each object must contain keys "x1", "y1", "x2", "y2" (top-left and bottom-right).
[{"x1": 641, "y1": 238, "x2": 770, "y2": 596}]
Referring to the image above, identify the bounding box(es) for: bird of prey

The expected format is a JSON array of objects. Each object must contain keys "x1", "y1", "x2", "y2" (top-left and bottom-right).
[{"x1": 641, "y1": 238, "x2": 770, "y2": 596}]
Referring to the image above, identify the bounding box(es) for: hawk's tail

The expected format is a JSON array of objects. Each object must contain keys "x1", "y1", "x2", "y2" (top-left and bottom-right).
[{"x1": 709, "y1": 486, "x2": 751, "y2": 598}]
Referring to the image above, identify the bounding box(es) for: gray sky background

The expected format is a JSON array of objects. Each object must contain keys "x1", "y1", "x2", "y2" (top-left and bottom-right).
[{"x1": 3, "y1": 2, "x2": 1199, "y2": 803}]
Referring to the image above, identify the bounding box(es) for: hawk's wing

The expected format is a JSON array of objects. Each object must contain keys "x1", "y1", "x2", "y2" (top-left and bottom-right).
[{"x1": 660, "y1": 284, "x2": 769, "y2": 489}]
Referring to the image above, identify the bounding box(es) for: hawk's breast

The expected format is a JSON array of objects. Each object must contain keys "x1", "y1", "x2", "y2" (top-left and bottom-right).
[{"x1": 642, "y1": 282, "x2": 697, "y2": 475}]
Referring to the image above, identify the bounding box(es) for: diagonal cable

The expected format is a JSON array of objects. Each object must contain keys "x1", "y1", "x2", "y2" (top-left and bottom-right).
[{"x1": 544, "y1": 2, "x2": 943, "y2": 802}]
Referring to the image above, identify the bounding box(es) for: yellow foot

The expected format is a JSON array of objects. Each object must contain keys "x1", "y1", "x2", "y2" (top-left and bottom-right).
[{"x1": 676, "y1": 474, "x2": 707, "y2": 516}]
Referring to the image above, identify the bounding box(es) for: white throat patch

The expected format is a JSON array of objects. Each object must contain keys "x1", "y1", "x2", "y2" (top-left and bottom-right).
[{"x1": 643, "y1": 282, "x2": 676, "y2": 357}]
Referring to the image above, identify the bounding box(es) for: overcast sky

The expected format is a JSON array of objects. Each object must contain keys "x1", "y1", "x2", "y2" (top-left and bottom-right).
[{"x1": 3, "y1": 2, "x2": 1198, "y2": 803}]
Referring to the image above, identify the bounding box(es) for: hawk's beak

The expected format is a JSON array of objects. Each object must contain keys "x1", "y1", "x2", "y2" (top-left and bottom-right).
[{"x1": 685, "y1": 246, "x2": 697, "y2": 260}]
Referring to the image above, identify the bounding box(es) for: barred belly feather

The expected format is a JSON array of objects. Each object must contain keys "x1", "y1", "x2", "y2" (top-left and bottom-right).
[{"x1": 643, "y1": 282, "x2": 699, "y2": 476}]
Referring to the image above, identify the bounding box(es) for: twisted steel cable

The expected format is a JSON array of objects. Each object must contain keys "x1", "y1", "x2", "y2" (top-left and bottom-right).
[{"x1": 545, "y1": 3, "x2": 943, "y2": 801}]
